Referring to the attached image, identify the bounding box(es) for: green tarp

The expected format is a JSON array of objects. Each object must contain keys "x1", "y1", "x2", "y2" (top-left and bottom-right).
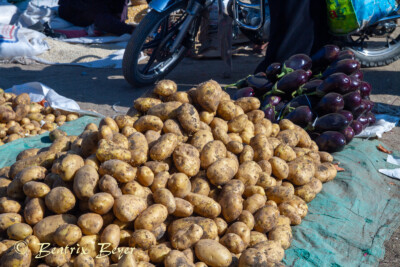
[{"x1": 0, "y1": 116, "x2": 399, "y2": 267}]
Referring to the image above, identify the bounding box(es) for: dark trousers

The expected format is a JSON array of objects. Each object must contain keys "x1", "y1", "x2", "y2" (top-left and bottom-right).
[
  {"x1": 58, "y1": 0, "x2": 133, "y2": 36},
  {"x1": 255, "y1": 0, "x2": 330, "y2": 73}
]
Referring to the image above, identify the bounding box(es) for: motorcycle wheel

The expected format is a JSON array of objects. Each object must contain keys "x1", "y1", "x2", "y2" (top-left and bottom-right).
[
  {"x1": 343, "y1": 20, "x2": 400, "y2": 67},
  {"x1": 123, "y1": 2, "x2": 190, "y2": 87}
]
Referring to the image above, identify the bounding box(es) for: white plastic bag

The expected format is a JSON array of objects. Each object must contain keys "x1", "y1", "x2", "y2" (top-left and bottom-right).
[
  {"x1": 0, "y1": 4, "x2": 19, "y2": 25},
  {"x1": 0, "y1": 23, "x2": 49, "y2": 59}
]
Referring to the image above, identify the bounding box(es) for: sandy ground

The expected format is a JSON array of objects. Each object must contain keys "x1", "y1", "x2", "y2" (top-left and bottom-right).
[{"x1": 0, "y1": 52, "x2": 399, "y2": 266}]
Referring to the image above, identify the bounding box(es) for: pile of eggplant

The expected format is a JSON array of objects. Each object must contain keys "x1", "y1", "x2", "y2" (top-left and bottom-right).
[{"x1": 230, "y1": 45, "x2": 375, "y2": 153}]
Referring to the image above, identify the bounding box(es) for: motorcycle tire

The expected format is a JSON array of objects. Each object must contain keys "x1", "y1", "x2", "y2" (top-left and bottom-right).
[
  {"x1": 123, "y1": 2, "x2": 187, "y2": 88},
  {"x1": 346, "y1": 44, "x2": 400, "y2": 67}
]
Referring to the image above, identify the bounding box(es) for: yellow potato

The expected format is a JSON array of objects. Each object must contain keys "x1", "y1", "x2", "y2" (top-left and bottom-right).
[
  {"x1": 88, "y1": 192, "x2": 115, "y2": 215},
  {"x1": 73, "y1": 165, "x2": 99, "y2": 200},
  {"x1": 33, "y1": 214, "x2": 77, "y2": 243},
  {"x1": 54, "y1": 223, "x2": 82, "y2": 246},
  {"x1": 207, "y1": 158, "x2": 238, "y2": 186},
  {"x1": 196, "y1": 80, "x2": 223, "y2": 112},
  {"x1": 177, "y1": 103, "x2": 201, "y2": 133},
  {"x1": 147, "y1": 101, "x2": 182, "y2": 121},
  {"x1": 154, "y1": 188, "x2": 176, "y2": 214},
  {"x1": 235, "y1": 161, "x2": 262, "y2": 186},
  {"x1": 45, "y1": 187, "x2": 76, "y2": 214},
  {"x1": 134, "y1": 115, "x2": 164, "y2": 132},
  {"x1": 150, "y1": 133, "x2": 179, "y2": 161},
  {"x1": 194, "y1": 239, "x2": 232, "y2": 267},
  {"x1": 134, "y1": 97, "x2": 162, "y2": 112},
  {"x1": 173, "y1": 144, "x2": 201, "y2": 177},
  {"x1": 24, "y1": 198, "x2": 45, "y2": 225},
  {"x1": 134, "y1": 204, "x2": 168, "y2": 231},
  {"x1": 190, "y1": 130, "x2": 214, "y2": 152},
  {"x1": 154, "y1": 80, "x2": 177, "y2": 97},
  {"x1": 113, "y1": 195, "x2": 147, "y2": 222},
  {"x1": 185, "y1": 193, "x2": 221, "y2": 218},
  {"x1": 99, "y1": 159, "x2": 137, "y2": 183},
  {"x1": 7, "y1": 223, "x2": 32, "y2": 240}
]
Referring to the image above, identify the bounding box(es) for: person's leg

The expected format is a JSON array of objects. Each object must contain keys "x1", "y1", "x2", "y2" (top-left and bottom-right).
[
  {"x1": 58, "y1": 2, "x2": 93, "y2": 27},
  {"x1": 94, "y1": 13, "x2": 134, "y2": 35}
]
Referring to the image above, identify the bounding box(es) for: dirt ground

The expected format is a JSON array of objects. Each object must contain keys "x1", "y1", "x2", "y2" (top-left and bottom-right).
[{"x1": 0, "y1": 52, "x2": 399, "y2": 266}]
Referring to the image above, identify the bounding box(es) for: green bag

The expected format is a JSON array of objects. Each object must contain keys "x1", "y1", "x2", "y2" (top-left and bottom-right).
[{"x1": 326, "y1": 0, "x2": 359, "y2": 34}]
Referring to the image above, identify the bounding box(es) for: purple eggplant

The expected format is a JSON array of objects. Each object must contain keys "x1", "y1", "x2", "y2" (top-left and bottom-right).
[
  {"x1": 269, "y1": 69, "x2": 309, "y2": 95},
  {"x1": 263, "y1": 106, "x2": 276, "y2": 122},
  {"x1": 341, "y1": 126, "x2": 355, "y2": 143},
  {"x1": 289, "y1": 95, "x2": 320, "y2": 109},
  {"x1": 316, "y1": 93, "x2": 344, "y2": 115},
  {"x1": 284, "y1": 54, "x2": 312, "y2": 71},
  {"x1": 262, "y1": 95, "x2": 282, "y2": 108},
  {"x1": 305, "y1": 70, "x2": 313, "y2": 79},
  {"x1": 347, "y1": 76, "x2": 361, "y2": 93},
  {"x1": 315, "y1": 131, "x2": 346, "y2": 152},
  {"x1": 266, "y1": 63, "x2": 282, "y2": 82},
  {"x1": 343, "y1": 91, "x2": 362, "y2": 110},
  {"x1": 299, "y1": 79, "x2": 323, "y2": 94},
  {"x1": 351, "y1": 121, "x2": 363, "y2": 135},
  {"x1": 351, "y1": 101, "x2": 367, "y2": 119},
  {"x1": 284, "y1": 106, "x2": 313, "y2": 128},
  {"x1": 337, "y1": 110, "x2": 354, "y2": 123},
  {"x1": 308, "y1": 132, "x2": 321, "y2": 140},
  {"x1": 357, "y1": 115, "x2": 369, "y2": 129},
  {"x1": 359, "y1": 81, "x2": 372, "y2": 98},
  {"x1": 366, "y1": 112, "x2": 376, "y2": 125},
  {"x1": 363, "y1": 100, "x2": 373, "y2": 113},
  {"x1": 316, "y1": 73, "x2": 350, "y2": 95},
  {"x1": 351, "y1": 70, "x2": 364, "y2": 80},
  {"x1": 311, "y1": 45, "x2": 340, "y2": 70},
  {"x1": 322, "y1": 59, "x2": 360, "y2": 78},
  {"x1": 336, "y1": 50, "x2": 356, "y2": 61},
  {"x1": 247, "y1": 74, "x2": 270, "y2": 91},
  {"x1": 233, "y1": 87, "x2": 255, "y2": 100},
  {"x1": 314, "y1": 113, "x2": 350, "y2": 133}
]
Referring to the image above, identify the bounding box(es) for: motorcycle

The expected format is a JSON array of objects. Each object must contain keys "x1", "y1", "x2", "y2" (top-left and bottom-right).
[{"x1": 122, "y1": 0, "x2": 400, "y2": 87}]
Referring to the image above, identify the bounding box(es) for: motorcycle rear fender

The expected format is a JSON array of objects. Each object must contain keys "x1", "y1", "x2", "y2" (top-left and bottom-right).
[{"x1": 149, "y1": 0, "x2": 184, "y2": 12}]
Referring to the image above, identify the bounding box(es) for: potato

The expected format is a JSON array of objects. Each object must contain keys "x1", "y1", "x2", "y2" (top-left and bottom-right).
[
  {"x1": 96, "y1": 139, "x2": 131, "y2": 162},
  {"x1": 246, "y1": 110, "x2": 265, "y2": 124},
  {"x1": 173, "y1": 144, "x2": 200, "y2": 177},
  {"x1": 269, "y1": 157, "x2": 289, "y2": 180},
  {"x1": 163, "y1": 119, "x2": 186, "y2": 139},
  {"x1": 219, "y1": 192, "x2": 243, "y2": 222},
  {"x1": 134, "y1": 204, "x2": 168, "y2": 231},
  {"x1": 134, "y1": 115, "x2": 163, "y2": 132},
  {"x1": 270, "y1": 123, "x2": 280, "y2": 137},
  {"x1": 99, "y1": 175, "x2": 122, "y2": 198},
  {"x1": 173, "y1": 198, "x2": 194, "y2": 217},
  {"x1": 24, "y1": 198, "x2": 45, "y2": 225},
  {"x1": 226, "y1": 141, "x2": 244, "y2": 154},
  {"x1": 196, "y1": 80, "x2": 222, "y2": 112},
  {"x1": 250, "y1": 134, "x2": 273, "y2": 162},
  {"x1": 128, "y1": 132, "x2": 149, "y2": 166},
  {"x1": 45, "y1": 187, "x2": 75, "y2": 214},
  {"x1": 166, "y1": 91, "x2": 191, "y2": 103},
  {"x1": 130, "y1": 229, "x2": 157, "y2": 250},
  {"x1": 147, "y1": 101, "x2": 182, "y2": 121},
  {"x1": 0, "y1": 197, "x2": 21, "y2": 213},
  {"x1": 207, "y1": 158, "x2": 238, "y2": 186},
  {"x1": 24, "y1": 235, "x2": 40, "y2": 255},
  {"x1": 238, "y1": 210, "x2": 255, "y2": 230},
  {"x1": 153, "y1": 188, "x2": 176, "y2": 214},
  {"x1": 253, "y1": 240, "x2": 284, "y2": 263},
  {"x1": 74, "y1": 254, "x2": 96, "y2": 267},
  {"x1": 319, "y1": 151, "x2": 334, "y2": 163},
  {"x1": 87, "y1": 192, "x2": 114, "y2": 215},
  {"x1": 243, "y1": 194, "x2": 266, "y2": 214},
  {"x1": 238, "y1": 247, "x2": 269, "y2": 266},
  {"x1": 274, "y1": 143, "x2": 296, "y2": 162},
  {"x1": 190, "y1": 130, "x2": 214, "y2": 152},
  {"x1": 81, "y1": 131, "x2": 100, "y2": 158},
  {"x1": 150, "y1": 133, "x2": 179, "y2": 161},
  {"x1": 195, "y1": 239, "x2": 232, "y2": 267},
  {"x1": 22, "y1": 181, "x2": 50, "y2": 198},
  {"x1": 1, "y1": 241, "x2": 31, "y2": 267},
  {"x1": 151, "y1": 171, "x2": 170, "y2": 192},
  {"x1": 56, "y1": 154, "x2": 85, "y2": 181},
  {"x1": 315, "y1": 162, "x2": 337, "y2": 183},
  {"x1": 200, "y1": 140, "x2": 226, "y2": 169},
  {"x1": 13, "y1": 93, "x2": 31, "y2": 107},
  {"x1": 99, "y1": 117, "x2": 119, "y2": 133},
  {"x1": 220, "y1": 233, "x2": 246, "y2": 254},
  {"x1": 78, "y1": 235, "x2": 100, "y2": 258},
  {"x1": 154, "y1": 80, "x2": 177, "y2": 96},
  {"x1": 171, "y1": 223, "x2": 203, "y2": 250},
  {"x1": 256, "y1": 172, "x2": 276, "y2": 188},
  {"x1": 220, "y1": 179, "x2": 245, "y2": 198},
  {"x1": 99, "y1": 125, "x2": 114, "y2": 140},
  {"x1": 67, "y1": 113, "x2": 79, "y2": 121},
  {"x1": 0, "y1": 106, "x2": 16, "y2": 123},
  {"x1": 33, "y1": 214, "x2": 77, "y2": 243},
  {"x1": 239, "y1": 145, "x2": 254, "y2": 163},
  {"x1": 295, "y1": 126, "x2": 312, "y2": 148},
  {"x1": 73, "y1": 165, "x2": 99, "y2": 200},
  {"x1": 164, "y1": 250, "x2": 195, "y2": 267},
  {"x1": 235, "y1": 97, "x2": 260, "y2": 113},
  {"x1": 7, "y1": 223, "x2": 32, "y2": 240},
  {"x1": 295, "y1": 177, "x2": 323, "y2": 202},
  {"x1": 228, "y1": 114, "x2": 248, "y2": 133},
  {"x1": 99, "y1": 159, "x2": 137, "y2": 183},
  {"x1": 169, "y1": 217, "x2": 218, "y2": 240},
  {"x1": 287, "y1": 158, "x2": 315, "y2": 186},
  {"x1": 185, "y1": 193, "x2": 221, "y2": 218},
  {"x1": 167, "y1": 173, "x2": 191, "y2": 198},
  {"x1": 253, "y1": 203, "x2": 279, "y2": 233},
  {"x1": 151, "y1": 223, "x2": 167, "y2": 241},
  {"x1": 235, "y1": 161, "x2": 262, "y2": 186},
  {"x1": 53, "y1": 223, "x2": 82, "y2": 246},
  {"x1": 134, "y1": 97, "x2": 162, "y2": 112},
  {"x1": 177, "y1": 103, "x2": 201, "y2": 133},
  {"x1": 113, "y1": 195, "x2": 147, "y2": 222},
  {"x1": 149, "y1": 243, "x2": 171, "y2": 264}
]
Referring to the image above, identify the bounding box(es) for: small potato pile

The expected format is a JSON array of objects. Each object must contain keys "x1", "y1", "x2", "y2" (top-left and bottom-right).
[
  {"x1": 0, "y1": 80, "x2": 337, "y2": 266},
  {"x1": 0, "y1": 90, "x2": 79, "y2": 145}
]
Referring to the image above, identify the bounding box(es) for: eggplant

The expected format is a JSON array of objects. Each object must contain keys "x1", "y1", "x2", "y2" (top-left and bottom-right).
[
  {"x1": 357, "y1": 115, "x2": 369, "y2": 129},
  {"x1": 289, "y1": 95, "x2": 320, "y2": 109},
  {"x1": 247, "y1": 74, "x2": 270, "y2": 91},
  {"x1": 269, "y1": 69, "x2": 309, "y2": 95},
  {"x1": 351, "y1": 70, "x2": 364, "y2": 80},
  {"x1": 346, "y1": 76, "x2": 361, "y2": 93},
  {"x1": 351, "y1": 101, "x2": 367, "y2": 119},
  {"x1": 262, "y1": 95, "x2": 282, "y2": 108},
  {"x1": 311, "y1": 45, "x2": 340, "y2": 71},
  {"x1": 359, "y1": 81, "x2": 372, "y2": 98},
  {"x1": 284, "y1": 54, "x2": 312, "y2": 71},
  {"x1": 336, "y1": 50, "x2": 356, "y2": 61},
  {"x1": 364, "y1": 100, "x2": 373, "y2": 113},
  {"x1": 315, "y1": 93, "x2": 344, "y2": 115},
  {"x1": 350, "y1": 121, "x2": 363, "y2": 135},
  {"x1": 316, "y1": 73, "x2": 350, "y2": 95},
  {"x1": 305, "y1": 70, "x2": 313, "y2": 79},
  {"x1": 341, "y1": 126, "x2": 355, "y2": 143},
  {"x1": 284, "y1": 106, "x2": 313, "y2": 127},
  {"x1": 263, "y1": 106, "x2": 276, "y2": 122},
  {"x1": 308, "y1": 132, "x2": 320, "y2": 140},
  {"x1": 299, "y1": 79, "x2": 323, "y2": 94},
  {"x1": 315, "y1": 131, "x2": 346, "y2": 152},
  {"x1": 266, "y1": 63, "x2": 282, "y2": 82},
  {"x1": 337, "y1": 110, "x2": 354, "y2": 123},
  {"x1": 233, "y1": 87, "x2": 255, "y2": 100},
  {"x1": 366, "y1": 112, "x2": 376, "y2": 125},
  {"x1": 343, "y1": 91, "x2": 362, "y2": 110},
  {"x1": 322, "y1": 59, "x2": 360, "y2": 78},
  {"x1": 314, "y1": 113, "x2": 350, "y2": 133}
]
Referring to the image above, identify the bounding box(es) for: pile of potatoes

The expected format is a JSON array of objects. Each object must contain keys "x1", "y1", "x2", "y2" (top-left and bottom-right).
[
  {"x1": 0, "y1": 80, "x2": 338, "y2": 266},
  {"x1": 0, "y1": 90, "x2": 79, "y2": 145}
]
